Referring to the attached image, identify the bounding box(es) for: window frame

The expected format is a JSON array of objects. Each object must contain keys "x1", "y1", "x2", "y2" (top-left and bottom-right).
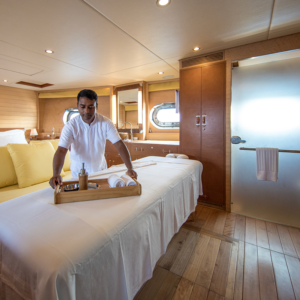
[
  {"x1": 63, "y1": 108, "x2": 79, "y2": 124},
  {"x1": 150, "y1": 102, "x2": 180, "y2": 129}
]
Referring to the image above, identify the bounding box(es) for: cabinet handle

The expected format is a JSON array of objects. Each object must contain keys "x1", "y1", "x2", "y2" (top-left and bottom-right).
[
  {"x1": 140, "y1": 148, "x2": 144, "y2": 151},
  {"x1": 196, "y1": 115, "x2": 201, "y2": 125},
  {"x1": 162, "y1": 149, "x2": 172, "y2": 153},
  {"x1": 135, "y1": 148, "x2": 138, "y2": 151}
]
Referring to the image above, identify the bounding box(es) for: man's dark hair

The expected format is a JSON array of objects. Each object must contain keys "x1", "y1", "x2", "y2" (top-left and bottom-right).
[{"x1": 77, "y1": 89, "x2": 98, "y2": 103}]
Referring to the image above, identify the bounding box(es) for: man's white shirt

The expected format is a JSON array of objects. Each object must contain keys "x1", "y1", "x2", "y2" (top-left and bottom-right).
[{"x1": 59, "y1": 113, "x2": 121, "y2": 178}]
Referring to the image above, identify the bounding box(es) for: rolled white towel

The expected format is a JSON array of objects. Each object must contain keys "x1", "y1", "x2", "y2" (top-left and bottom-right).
[
  {"x1": 121, "y1": 174, "x2": 137, "y2": 186},
  {"x1": 108, "y1": 174, "x2": 125, "y2": 188},
  {"x1": 177, "y1": 154, "x2": 189, "y2": 159},
  {"x1": 166, "y1": 154, "x2": 176, "y2": 158}
]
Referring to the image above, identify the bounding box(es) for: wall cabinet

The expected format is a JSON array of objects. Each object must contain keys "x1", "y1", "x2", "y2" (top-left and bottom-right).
[
  {"x1": 180, "y1": 62, "x2": 226, "y2": 207},
  {"x1": 105, "y1": 141, "x2": 178, "y2": 167}
]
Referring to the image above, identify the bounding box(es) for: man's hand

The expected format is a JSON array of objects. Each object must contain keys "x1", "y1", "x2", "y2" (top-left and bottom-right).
[
  {"x1": 49, "y1": 175, "x2": 63, "y2": 189},
  {"x1": 114, "y1": 140, "x2": 137, "y2": 179},
  {"x1": 127, "y1": 169, "x2": 137, "y2": 179}
]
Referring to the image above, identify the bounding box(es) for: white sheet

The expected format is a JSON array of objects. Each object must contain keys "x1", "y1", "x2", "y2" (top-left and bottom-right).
[{"x1": 0, "y1": 157, "x2": 203, "y2": 300}]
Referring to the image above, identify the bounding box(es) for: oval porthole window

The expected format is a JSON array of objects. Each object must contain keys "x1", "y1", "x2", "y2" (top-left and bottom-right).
[
  {"x1": 63, "y1": 108, "x2": 79, "y2": 124},
  {"x1": 150, "y1": 102, "x2": 180, "y2": 129}
]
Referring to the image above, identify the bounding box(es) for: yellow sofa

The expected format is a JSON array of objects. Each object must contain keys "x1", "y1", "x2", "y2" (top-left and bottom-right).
[{"x1": 0, "y1": 140, "x2": 73, "y2": 203}]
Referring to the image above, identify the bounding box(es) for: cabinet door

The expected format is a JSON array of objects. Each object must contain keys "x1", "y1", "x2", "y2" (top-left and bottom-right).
[
  {"x1": 180, "y1": 67, "x2": 202, "y2": 160},
  {"x1": 201, "y1": 62, "x2": 225, "y2": 206}
]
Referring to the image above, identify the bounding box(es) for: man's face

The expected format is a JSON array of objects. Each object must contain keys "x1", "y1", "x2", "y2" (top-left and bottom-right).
[{"x1": 77, "y1": 97, "x2": 97, "y2": 124}]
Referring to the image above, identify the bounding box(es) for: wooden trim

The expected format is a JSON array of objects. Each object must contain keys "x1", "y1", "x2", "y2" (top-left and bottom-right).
[
  {"x1": 36, "y1": 85, "x2": 112, "y2": 93},
  {"x1": 146, "y1": 78, "x2": 180, "y2": 84},
  {"x1": 179, "y1": 59, "x2": 226, "y2": 71},
  {"x1": 232, "y1": 62, "x2": 239, "y2": 68},
  {"x1": 118, "y1": 128, "x2": 140, "y2": 134},
  {"x1": 16, "y1": 81, "x2": 54, "y2": 88},
  {"x1": 115, "y1": 84, "x2": 141, "y2": 92},
  {"x1": 0, "y1": 128, "x2": 25, "y2": 132}
]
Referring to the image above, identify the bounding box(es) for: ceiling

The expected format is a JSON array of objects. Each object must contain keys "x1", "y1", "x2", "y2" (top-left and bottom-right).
[{"x1": 0, "y1": 0, "x2": 299, "y2": 91}]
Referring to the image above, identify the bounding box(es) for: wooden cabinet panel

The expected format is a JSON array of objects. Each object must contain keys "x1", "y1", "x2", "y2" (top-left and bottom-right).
[
  {"x1": 131, "y1": 155, "x2": 145, "y2": 161},
  {"x1": 180, "y1": 108, "x2": 201, "y2": 149},
  {"x1": 179, "y1": 62, "x2": 226, "y2": 206},
  {"x1": 180, "y1": 147, "x2": 201, "y2": 162},
  {"x1": 180, "y1": 67, "x2": 202, "y2": 151},
  {"x1": 180, "y1": 68, "x2": 202, "y2": 106},
  {"x1": 201, "y1": 62, "x2": 225, "y2": 206},
  {"x1": 105, "y1": 152, "x2": 123, "y2": 167},
  {"x1": 130, "y1": 143, "x2": 178, "y2": 157},
  {"x1": 155, "y1": 144, "x2": 179, "y2": 155}
]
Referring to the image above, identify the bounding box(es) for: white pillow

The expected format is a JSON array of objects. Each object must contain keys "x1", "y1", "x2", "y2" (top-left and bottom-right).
[{"x1": 0, "y1": 129, "x2": 28, "y2": 147}]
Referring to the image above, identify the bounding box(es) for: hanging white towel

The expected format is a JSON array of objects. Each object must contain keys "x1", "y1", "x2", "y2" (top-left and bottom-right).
[
  {"x1": 108, "y1": 174, "x2": 125, "y2": 187},
  {"x1": 121, "y1": 174, "x2": 137, "y2": 186},
  {"x1": 256, "y1": 147, "x2": 279, "y2": 182}
]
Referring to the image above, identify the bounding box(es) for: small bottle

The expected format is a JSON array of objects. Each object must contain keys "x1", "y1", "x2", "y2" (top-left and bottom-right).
[{"x1": 79, "y1": 163, "x2": 88, "y2": 190}]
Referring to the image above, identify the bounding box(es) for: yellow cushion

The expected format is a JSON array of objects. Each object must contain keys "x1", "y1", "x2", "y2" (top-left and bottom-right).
[
  {"x1": 31, "y1": 140, "x2": 71, "y2": 171},
  {"x1": 0, "y1": 171, "x2": 73, "y2": 203},
  {"x1": 0, "y1": 146, "x2": 18, "y2": 188},
  {"x1": 7, "y1": 142, "x2": 65, "y2": 188}
]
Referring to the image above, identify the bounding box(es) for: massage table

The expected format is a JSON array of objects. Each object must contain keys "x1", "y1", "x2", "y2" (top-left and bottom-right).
[{"x1": 0, "y1": 157, "x2": 203, "y2": 300}]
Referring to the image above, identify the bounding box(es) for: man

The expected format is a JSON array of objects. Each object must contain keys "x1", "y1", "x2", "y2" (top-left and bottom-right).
[{"x1": 49, "y1": 89, "x2": 137, "y2": 188}]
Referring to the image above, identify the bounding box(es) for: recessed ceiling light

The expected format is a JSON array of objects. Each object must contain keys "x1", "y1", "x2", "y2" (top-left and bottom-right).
[
  {"x1": 193, "y1": 47, "x2": 201, "y2": 51},
  {"x1": 3, "y1": 79, "x2": 8, "y2": 82},
  {"x1": 157, "y1": 0, "x2": 170, "y2": 7},
  {"x1": 158, "y1": 71, "x2": 164, "y2": 75},
  {"x1": 45, "y1": 50, "x2": 54, "y2": 54}
]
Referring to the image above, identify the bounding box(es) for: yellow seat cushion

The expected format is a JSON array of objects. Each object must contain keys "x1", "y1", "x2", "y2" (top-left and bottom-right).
[
  {"x1": 0, "y1": 171, "x2": 73, "y2": 203},
  {"x1": 7, "y1": 142, "x2": 65, "y2": 188},
  {"x1": 31, "y1": 140, "x2": 71, "y2": 171},
  {"x1": 0, "y1": 146, "x2": 18, "y2": 188}
]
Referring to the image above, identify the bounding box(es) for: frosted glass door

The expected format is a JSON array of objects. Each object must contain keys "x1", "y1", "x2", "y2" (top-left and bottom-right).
[{"x1": 231, "y1": 56, "x2": 300, "y2": 227}]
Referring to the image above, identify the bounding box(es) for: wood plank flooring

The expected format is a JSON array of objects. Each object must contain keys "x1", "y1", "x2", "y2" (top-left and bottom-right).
[{"x1": 134, "y1": 205, "x2": 300, "y2": 300}]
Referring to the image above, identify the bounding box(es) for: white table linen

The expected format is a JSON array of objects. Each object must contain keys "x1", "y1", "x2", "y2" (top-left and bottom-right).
[{"x1": 0, "y1": 157, "x2": 203, "y2": 300}]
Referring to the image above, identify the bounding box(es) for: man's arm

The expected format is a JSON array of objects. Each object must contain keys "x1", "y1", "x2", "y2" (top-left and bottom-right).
[
  {"x1": 49, "y1": 146, "x2": 68, "y2": 189},
  {"x1": 113, "y1": 140, "x2": 137, "y2": 179}
]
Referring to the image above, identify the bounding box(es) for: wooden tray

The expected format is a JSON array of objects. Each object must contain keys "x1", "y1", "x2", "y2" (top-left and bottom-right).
[{"x1": 54, "y1": 178, "x2": 142, "y2": 204}]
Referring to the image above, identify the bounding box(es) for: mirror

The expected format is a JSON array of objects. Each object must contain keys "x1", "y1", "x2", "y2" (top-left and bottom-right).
[{"x1": 117, "y1": 89, "x2": 139, "y2": 129}]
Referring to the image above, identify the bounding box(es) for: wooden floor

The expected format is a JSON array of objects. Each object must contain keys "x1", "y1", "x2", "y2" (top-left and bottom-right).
[{"x1": 134, "y1": 204, "x2": 300, "y2": 300}]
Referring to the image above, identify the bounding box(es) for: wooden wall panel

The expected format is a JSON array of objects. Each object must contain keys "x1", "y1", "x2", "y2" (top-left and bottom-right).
[
  {"x1": 39, "y1": 96, "x2": 110, "y2": 135},
  {"x1": 125, "y1": 111, "x2": 138, "y2": 129},
  {"x1": 0, "y1": 85, "x2": 38, "y2": 131},
  {"x1": 147, "y1": 90, "x2": 179, "y2": 136}
]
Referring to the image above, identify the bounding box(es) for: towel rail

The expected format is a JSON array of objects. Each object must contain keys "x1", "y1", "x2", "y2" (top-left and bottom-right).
[{"x1": 239, "y1": 147, "x2": 300, "y2": 153}]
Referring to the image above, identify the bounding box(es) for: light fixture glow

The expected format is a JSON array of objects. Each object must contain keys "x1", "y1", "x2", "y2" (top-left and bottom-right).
[
  {"x1": 112, "y1": 95, "x2": 117, "y2": 125},
  {"x1": 45, "y1": 50, "x2": 54, "y2": 54},
  {"x1": 157, "y1": 0, "x2": 170, "y2": 6},
  {"x1": 138, "y1": 91, "x2": 143, "y2": 124},
  {"x1": 238, "y1": 97, "x2": 300, "y2": 133},
  {"x1": 158, "y1": 71, "x2": 164, "y2": 75},
  {"x1": 3, "y1": 79, "x2": 8, "y2": 82},
  {"x1": 193, "y1": 47, "x2": 200, "y2": 51}
]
